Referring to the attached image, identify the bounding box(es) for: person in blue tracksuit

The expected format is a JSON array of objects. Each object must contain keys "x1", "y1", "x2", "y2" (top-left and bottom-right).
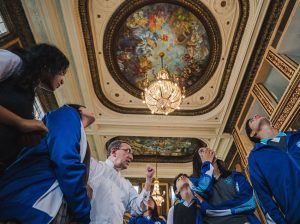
[
  {"x1": 128, "y1": 196, "x2": 166, "y2": 224},
  {"x1": 167, "y1": 173, "x2": 203, "y2": 224},
  {"x1": 246, "y1": 114, "x2": 300, "y2": 224},
  {"x1": 191, "y1": 147, "x2": 260, "y2": 224},
  {"x1": 0, "y1": 104, "x2": 95, "y2": 224}
]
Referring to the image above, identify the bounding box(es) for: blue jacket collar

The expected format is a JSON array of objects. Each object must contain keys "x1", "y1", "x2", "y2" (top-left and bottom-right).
[
  {"x1": 252, "y1": 130, "x2": 300, "y2": 152},
  {"x1": 260, "y1": 131, "x2": 286, "y2": 144}
]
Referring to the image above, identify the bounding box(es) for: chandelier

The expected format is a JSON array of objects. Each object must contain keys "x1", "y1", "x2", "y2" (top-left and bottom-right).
[
  {"x1": 151, "y1": 144, "x2": 165, "y2": 206},
  {"x1": 141, "y1": 52, "x2": 185, "y2": 115}
]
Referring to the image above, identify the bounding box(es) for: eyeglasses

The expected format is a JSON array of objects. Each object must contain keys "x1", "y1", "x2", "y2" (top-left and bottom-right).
[{"x1": 118, "y1": 148, "x2": 133, "y2": 155}]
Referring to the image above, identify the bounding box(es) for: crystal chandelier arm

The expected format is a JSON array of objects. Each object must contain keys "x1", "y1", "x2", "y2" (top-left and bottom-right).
[
  {"x1": 147, "y1": 93, "x2": 159, "y2": 101},
  {"x1": 166, "y1": 89, "x2": 175, "y2": 100}
]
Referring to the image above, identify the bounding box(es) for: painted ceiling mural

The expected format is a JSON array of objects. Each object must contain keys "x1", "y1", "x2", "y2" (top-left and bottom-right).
[
  {"x1": 106, "y1": 136, "x2": 206, "y2": 163},
  {"x1": 116, "y1": 3, "x2": 210, "y2": 91},
  {"x1": 103, "y1": 0, "x2": 222, "y2": 101}
]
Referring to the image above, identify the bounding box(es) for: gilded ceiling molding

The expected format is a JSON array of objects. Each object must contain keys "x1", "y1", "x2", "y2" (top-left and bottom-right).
[
  {"x1": 78, "y1": 0, "x2": 249, "y2": 116},
  {"x1": 266, "y1": 49, "x2": 296, "y2": 80},
  {"x1": 103, "y1": 0, "x2": 221, "y2": 98},
  {"x1": 272, "y1": 70, "x2": 300, "y2": 130},
  {"x1": 225, "y1": 0, "x2": 287, "y2": 133},
  {"x1": 1, "y1": 0, "x2": 58, "y2": 112},
  {"x1": 232, "y1": 128, "x2": 248, "y2": 167},
  {"x1": 252, "y1": 84, "x2": 275, "y2": 115}
]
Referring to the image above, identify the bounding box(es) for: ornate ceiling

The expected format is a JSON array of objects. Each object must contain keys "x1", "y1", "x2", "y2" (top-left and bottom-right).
[
  {"x1": 20, "y1": 0, "x2": 279, "y2": 177},
  {"x1": 107, "y1": 136, "x2": 206, "y2": 163}
]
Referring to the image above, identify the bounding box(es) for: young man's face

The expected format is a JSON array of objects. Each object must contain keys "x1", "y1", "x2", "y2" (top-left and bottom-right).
[
  {"x1": 248, "y1": 115, "x2": 272, "y2": 139},
  {"x1": 176, "y1": 175, "x2": 190, "y2": 196},
  {"x1": 112, "y1": 143, "x2": 133, "y2": 170}
]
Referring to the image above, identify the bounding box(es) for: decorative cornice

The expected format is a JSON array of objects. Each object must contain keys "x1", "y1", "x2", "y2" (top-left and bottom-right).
[
  {"x1": 272, "y1": 70, "x2": 300, "y2": 130},
  {"x1": 266, "y1": 49, "x2": 296, "y2": 80},
  {"x1": 232, "y1": 128, "x2": 248, "y2": 167},
  {"x1": 78, "y1": 0, "x2": 249, "y2": 115},
  {"x1": 225, "y1": 0, "x2": 287, "y2": 132},
  {"x1": 252, "y1": 84, "x2": 275, "y2": 115}
]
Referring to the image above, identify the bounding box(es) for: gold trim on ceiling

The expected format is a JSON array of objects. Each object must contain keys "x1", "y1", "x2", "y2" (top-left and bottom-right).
[
  {"x1": 103, "y1": 0, "x2": 221, "y2": 98},
  {"x1": 225, "y1": 0, "x2": 287, "y2": 132},
  {"x1": 78, "y1": 0, "x2": 249, "y2": 116}
]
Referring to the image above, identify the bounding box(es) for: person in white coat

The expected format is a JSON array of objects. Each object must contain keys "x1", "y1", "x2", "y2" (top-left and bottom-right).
[{"x1": 88, "y1": 140, "x2": 155, "y2": 224}]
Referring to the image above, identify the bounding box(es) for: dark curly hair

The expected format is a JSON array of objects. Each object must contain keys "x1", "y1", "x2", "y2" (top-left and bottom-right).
[{"x1": 9, "y1": 43, "x2": 69, "y2": 91}]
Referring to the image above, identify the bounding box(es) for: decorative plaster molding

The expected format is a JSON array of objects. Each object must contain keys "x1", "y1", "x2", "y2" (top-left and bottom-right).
[
  {"x1": 252, "y1": 84, "x2": 275, "y2": 115},
  {"x1": 266, "y1": 49, "x2": 296, "y2": 80},
  {"x1": 78, "y1": 0, "x2": 249, "y2": 115}
]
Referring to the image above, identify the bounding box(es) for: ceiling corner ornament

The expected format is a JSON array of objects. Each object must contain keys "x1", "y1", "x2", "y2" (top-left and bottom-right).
[
  {"x1": 142, "y1": 52, "x2": 185, "y2": 115},
  {"x1": 79, "y1": 0, "x2": 249, "y2": 115}
]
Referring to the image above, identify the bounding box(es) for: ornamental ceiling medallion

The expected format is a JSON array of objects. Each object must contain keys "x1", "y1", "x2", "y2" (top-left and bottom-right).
[
  {"x1": 104, "y1": 0, "x2": 221, "y2": 98},
  {"x1": 107, "y1": 136, "x2": 207, "y2": 163}
]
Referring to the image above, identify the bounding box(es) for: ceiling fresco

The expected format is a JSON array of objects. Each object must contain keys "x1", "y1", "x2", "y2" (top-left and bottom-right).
[
  {"x1": 106, "y1": 136, "x2": 207, "y2": 163},
  {"x1": 115, "y1": 3, "x2": 211, "y2": 91},
  {"x1": 102, "y1": 0, "x2": 223, "y2": 102}
]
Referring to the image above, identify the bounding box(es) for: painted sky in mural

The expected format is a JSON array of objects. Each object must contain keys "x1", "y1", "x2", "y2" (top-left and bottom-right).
[
  {"x1": 112, "y1": 136, "x2": 204, "y2": 157},
  {"x1": 115, "y1": 3, "x2": 210, "y2": 90}
]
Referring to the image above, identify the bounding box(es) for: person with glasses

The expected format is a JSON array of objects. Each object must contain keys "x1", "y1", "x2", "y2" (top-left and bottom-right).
[
  {"x1": 88, "y1": 140, "x2": 155, "y2": 223},
  {"x1": 246, "y1": 114, "x2": 300, "y2": 224}
]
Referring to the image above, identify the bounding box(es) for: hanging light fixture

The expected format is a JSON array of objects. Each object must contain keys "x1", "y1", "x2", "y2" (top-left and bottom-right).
[
  {"x1": 151, "y1": 145, "x2": 165, "y2": 206},
  {"x1": 141, "y1": 52, "x2": 185, "y2": 115}
]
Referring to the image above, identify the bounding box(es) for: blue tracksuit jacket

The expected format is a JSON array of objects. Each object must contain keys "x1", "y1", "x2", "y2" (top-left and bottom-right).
[
  {"x1": 190, "y1": 162, "x2": 260, "y2": 224},
  {"x1": 248, "y1": 130, "x2": 300, "y2": 224},
  {"x1": 0, "y1": 105, "x2": 91, "y2": 224}
]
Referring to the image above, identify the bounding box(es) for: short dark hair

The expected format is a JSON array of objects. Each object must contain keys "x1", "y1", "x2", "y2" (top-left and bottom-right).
[
  {"x1": 245, "y1": 119, "x2": 260, "y2": 143},
  {"x1": 191, "y1": 151, "x2": 231, "y2": 178},
  {"x1": 173, "y1": 173, "x2": 189, "y2": 199},
  {"x1": 107, "y1": 140, "x2": 129, "y2": 157}
]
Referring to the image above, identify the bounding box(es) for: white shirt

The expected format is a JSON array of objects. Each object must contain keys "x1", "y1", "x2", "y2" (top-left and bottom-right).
[
  {"x1": 167, "y1": 200, "x2": 195, "y2": 224},
  {"x1": 0, "y1": 49, "x2": 22, "y2": 82},
  {"x1": 88, "y1": 158, "x2": 150, "y2": 224}
]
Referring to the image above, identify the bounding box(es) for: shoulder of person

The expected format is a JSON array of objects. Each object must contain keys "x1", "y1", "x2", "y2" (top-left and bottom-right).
[{"x1": 0, "y1": 49, "x2": 22, "y2": 82}]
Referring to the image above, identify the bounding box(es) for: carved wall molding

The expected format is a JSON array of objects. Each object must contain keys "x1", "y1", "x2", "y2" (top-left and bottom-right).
[
  {"x1": 224, "y1": 0, "x2": 287, "y2": 132},
  {"x1": 266, "y1": 49, "x2": 296, "y2": 80},
  {"x1": 232, "y1": 128, "x2": 248, "y2": 167},
  {"x1": 252, "y1": 84, "x2": 275, "y2": 115},
  {"x1": 272, "y1": 70, "x2": 300, "y2": 130},
  {"x1": 78, "y1": 0, "x2": 249, "y2": 116}
]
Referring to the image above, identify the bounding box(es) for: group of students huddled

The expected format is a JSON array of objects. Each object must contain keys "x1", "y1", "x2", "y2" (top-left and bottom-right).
[{"x1": 0, "y1": 44, "x2": 299, "y2": 224}]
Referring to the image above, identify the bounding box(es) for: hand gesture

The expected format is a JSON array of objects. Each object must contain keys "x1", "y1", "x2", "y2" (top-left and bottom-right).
[
  {"x1": 194, "y1": 192, "x2": 204, "y2": 203},
  {"x1": 198, "y1": 147, "x2": 215, "y2": 163},
  {"x1": 18, "y1": 118, "x2": 48, "y2": 133},
  {"x1": 145, "y1": 164, "x2": 155, "y2": 180},
  {"x1": 86, "y1": 184, "x2": 93, "y2": 200}
]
